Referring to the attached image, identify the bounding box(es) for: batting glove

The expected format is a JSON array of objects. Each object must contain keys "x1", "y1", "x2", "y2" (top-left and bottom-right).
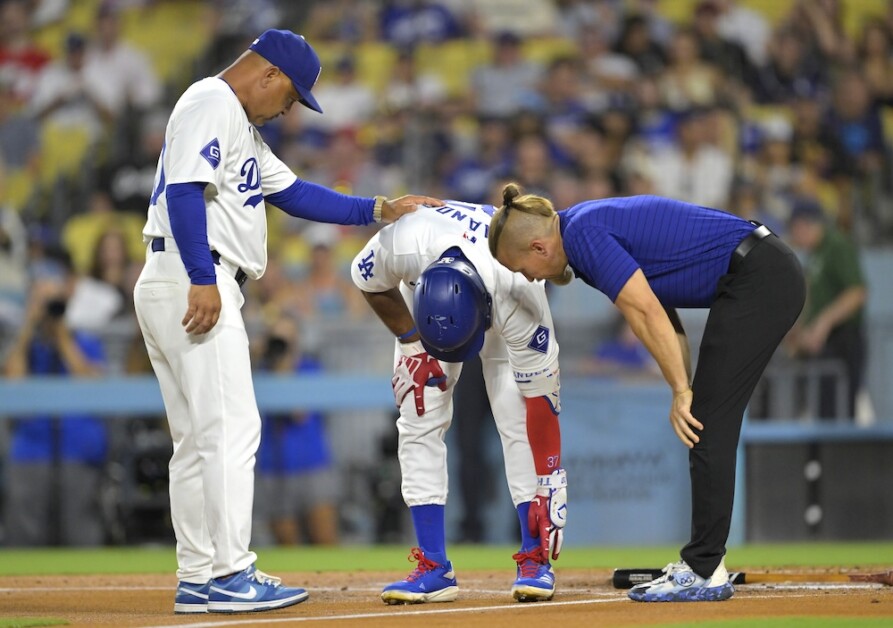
[
  {"x1": 529, "y1": 468, "x2": 567, "y2": 561},
  {"x1": 392, "y1": 340, "x2": 448, "y2": 416}
]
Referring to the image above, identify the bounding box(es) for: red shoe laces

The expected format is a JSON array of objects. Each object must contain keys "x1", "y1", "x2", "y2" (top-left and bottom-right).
[
  {"x1": 512, "y1": 548, "x2": 546, "y2": 578},
  {"x1": 405, "y1": 547, "x2": 440, "y2": 582}
]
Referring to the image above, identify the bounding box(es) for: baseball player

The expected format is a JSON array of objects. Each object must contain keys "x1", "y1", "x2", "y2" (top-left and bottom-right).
[
  {"x1": 132, "y1": 29, "x2": 440, "y2": 615},
  {"x1": 489, "y1": 183, "x2": 805, "y2": 602},
  {"x1": 350, "y1": 201, "x2": 567, "y2": 604}
]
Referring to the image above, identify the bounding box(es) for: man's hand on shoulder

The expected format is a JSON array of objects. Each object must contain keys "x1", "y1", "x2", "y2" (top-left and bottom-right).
[{"x1": 380, "y1": 195, "x2": 444, "y2": 223}]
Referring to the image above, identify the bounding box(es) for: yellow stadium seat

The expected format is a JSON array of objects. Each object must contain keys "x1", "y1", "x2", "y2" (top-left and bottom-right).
[
  {"x1": 416, "y1": 39, "x2": 490, "y2": 97},
  {"x1": 1, "y1": 168, "x2": 36, "y2": 211},
  {"x1": 38, "y1": 122, "x2": 93, "y2": 185}
]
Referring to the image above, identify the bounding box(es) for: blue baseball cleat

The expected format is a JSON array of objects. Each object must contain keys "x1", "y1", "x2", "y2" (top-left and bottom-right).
[
  {"x1": 628, "y1": 559, "x2": 734, "y2": 602},
  {"x1": 511, "y1": 548, "x2": 556, "y2": 602},
  {"x1": 207, "y1": 564, "x2": 309, "y2": 613},
  {"x1": 174, "y1": 580, "x2": 210, "y2": 614},
  {"x1": 381, "y1": 547, "x2": 459, "y2": 605}
]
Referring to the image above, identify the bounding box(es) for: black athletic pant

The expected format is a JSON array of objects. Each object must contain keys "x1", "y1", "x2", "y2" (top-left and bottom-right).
[{"x1": 681, "y1": 235, "x2": 806, "y2": 578}]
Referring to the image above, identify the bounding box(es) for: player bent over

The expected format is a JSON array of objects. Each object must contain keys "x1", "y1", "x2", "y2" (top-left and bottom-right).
[{"x1": 351, "y1": 201, "x2": 567, "y2": 604}]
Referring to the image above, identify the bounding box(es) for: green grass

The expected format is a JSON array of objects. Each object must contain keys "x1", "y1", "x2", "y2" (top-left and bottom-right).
[
  {"x1": 1, "y1": 542, "x2": 891, "y2": 576},
  {"x1": 0, "y1": 620, "x2": 68, "y2": 628}
]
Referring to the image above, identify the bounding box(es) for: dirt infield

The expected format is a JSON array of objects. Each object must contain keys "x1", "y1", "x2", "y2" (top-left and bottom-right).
[{"x1": 2, "y1": 570, "x2": 891, "y2": 627}]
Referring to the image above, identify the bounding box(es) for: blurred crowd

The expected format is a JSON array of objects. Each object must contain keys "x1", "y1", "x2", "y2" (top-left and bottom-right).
[{"x1": 0, "y1": 0, "x2": 889, "y2": 545}]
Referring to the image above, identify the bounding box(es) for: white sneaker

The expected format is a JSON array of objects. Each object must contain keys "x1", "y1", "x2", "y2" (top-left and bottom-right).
[{"x1": 628, "y1": 559, "x2": 734, "y2": 602}]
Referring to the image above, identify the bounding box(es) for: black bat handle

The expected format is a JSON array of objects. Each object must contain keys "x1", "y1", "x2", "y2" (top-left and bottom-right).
[{"x1": 612, "y1": 568, "x2": 746, "y2": 589}]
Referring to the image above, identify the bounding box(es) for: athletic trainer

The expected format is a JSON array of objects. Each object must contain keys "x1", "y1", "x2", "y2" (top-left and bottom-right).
[
  {"x1": 133, "y1": 29, "x2": 440, "y2": 615},
  {"x1": 351, "y1": 201, "x2": 566, "y2": 605},
  {"x1": 489, "y1": 183, "x2": 805, "y2": 602}
]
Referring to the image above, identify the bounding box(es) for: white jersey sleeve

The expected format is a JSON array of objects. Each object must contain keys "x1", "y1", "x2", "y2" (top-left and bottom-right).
[{"x1": 490, "y1": 270, "x2": 561, "y2": 408}]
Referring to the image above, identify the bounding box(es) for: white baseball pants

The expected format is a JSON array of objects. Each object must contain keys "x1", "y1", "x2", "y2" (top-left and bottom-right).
[{"x1": 134, "y1": 247, "x2": 258, "y2": 583}]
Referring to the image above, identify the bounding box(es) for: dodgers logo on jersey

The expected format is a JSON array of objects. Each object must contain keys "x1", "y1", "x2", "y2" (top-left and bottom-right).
[
  {"x1": 357, "y1": 250, "x2": 375, "y2": 280},
  {"x1": 238, "y1": 157, "x2": 264, "y2": 208},
  {"x1": 527, "y1": 325, "x2": 550, "y2": 354},
  {"x1": 200, "y1": 138, "x2": 221, "y2": 169}
]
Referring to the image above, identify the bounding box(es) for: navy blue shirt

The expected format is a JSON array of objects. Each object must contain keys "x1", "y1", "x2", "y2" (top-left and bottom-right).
[{"x1": 559, "y1": 196, "x2": 756, "y2": 308}]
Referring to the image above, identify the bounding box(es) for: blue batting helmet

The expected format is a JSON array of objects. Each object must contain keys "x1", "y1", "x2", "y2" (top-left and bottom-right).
[{"x1": 413, "y1": 247, "x2": 492, "y2": 363}]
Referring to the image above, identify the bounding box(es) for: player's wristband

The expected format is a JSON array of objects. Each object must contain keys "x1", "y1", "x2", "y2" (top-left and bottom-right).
[
  {"x1": 397, "y1": 326, "x2": 418, "y2": 341},
  {"x1": 372, "y1": 195, "x2": 386, "y2": 222}
]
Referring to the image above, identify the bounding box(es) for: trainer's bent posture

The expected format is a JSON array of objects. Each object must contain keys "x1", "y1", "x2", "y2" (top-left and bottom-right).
[
  {"x1": 351, "y1": 201, "x2": 566, "y2": 604},
  {"x1": 489, "y1": 184, "x2": 805, "y2": 602},
  {"x1": 133, "y1": 29, "x2": 440, "y2": 615}
]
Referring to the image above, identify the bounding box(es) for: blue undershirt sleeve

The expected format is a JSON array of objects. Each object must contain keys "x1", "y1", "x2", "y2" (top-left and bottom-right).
[
  {"x1": 266, "y1": 179, "x2": 375, "y2": 225},
  {"x1": 166, "y1": 182, "x2": 216, "y2": 285}
]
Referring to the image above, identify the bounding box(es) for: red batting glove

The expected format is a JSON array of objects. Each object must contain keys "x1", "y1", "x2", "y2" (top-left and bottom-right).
[
  {"x1": 528, "y1": 468, "x2": 568, "y2": 560},
  {"x1": 391, "y1": 341, "x2": 447, "y2": 415}
]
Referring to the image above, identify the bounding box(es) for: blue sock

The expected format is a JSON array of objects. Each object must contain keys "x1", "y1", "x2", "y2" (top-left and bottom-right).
[
  {"x1": 517, "y1": 502, "x2": 539, "y2": 552},
  {"x1": 410, "y1": 504, "x2": 447, "y2": 564}
]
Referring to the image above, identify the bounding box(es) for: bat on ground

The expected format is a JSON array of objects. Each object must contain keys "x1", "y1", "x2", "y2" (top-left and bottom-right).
[{"x1": 612, "y1": 567, "x2": 893, "y2": 589}]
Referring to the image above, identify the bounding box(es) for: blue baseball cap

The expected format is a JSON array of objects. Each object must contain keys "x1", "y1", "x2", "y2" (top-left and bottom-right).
[{"x1": 249, "y1": 29, "x2": 323, "y2": 113}]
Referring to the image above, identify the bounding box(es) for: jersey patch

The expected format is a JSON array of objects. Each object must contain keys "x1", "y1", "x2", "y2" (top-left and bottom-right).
[
  {"x1": 357, "y1": 249, "x2": 375, "y2": 280},
  {"x1": 200, "y1": 138, "x2": 221, "y2": 169},
  {"x1": 527, "y1": 325, "x2": 550, "y2": 354}
]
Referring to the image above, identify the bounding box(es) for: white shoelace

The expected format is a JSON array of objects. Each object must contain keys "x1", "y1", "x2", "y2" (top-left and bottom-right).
[
  {"x1": 657, "y1": 561, "x2": 690, "y2": 583},
  {"x1": 251, "y1": 568, "x2": 282, "y2": 587}
]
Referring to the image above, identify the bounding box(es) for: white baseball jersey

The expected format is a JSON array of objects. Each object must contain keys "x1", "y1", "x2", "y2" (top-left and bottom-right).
[
  {"x1": 350, "y1": 202, "x2": 559, "y2": 507},
  {"x1": 350, "y1": 202, "x2": 560, "y2": 402},
  {"x1": 142, "y1": 77, "x2": 298, "y2": 279}
]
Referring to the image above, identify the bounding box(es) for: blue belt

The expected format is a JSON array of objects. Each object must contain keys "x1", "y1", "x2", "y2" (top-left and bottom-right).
[{"x1": 151, "y1": 238, "x2": 248, "y2": 287}]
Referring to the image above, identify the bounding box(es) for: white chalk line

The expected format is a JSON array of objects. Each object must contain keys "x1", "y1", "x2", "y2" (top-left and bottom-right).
[{"x1": 137, "y1": 592, "x2": 853, "y2": 628}]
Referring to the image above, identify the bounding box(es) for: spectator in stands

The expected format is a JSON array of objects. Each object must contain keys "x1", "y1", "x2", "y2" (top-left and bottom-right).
[
  {"x1": 379, "y1": 0, "x2": 465, "y2": 48},
  {"x1": 630, "y1": 73, "x2": 677, "y2": 153},
  {"x1": 0, "y1": 0, "x2": 51, "y2": 106},
  {"x1": 613, "y1": 14, "x2": 665, "y2": 77},
  {"x1": 579, "y1": 313, "x2": 661, "y2": 379},
  {"x1": 503, "y1": 133, "x2": 555, "y2": 198},
  {"x1": 303, "y1": 0, "x2": 378, "y2": 43},
  {"x1": 555, "y1": 0, "x2": 621, "y2": 44},
  {"x1": 577, "y1": 24, "x2": 639, "y2": 99},
  {"x1": 713, "y1": 0, "x2": 770, "y2": 67},
  {"x1": 444, "y1": 115, "x2": 512, "y2": 203},
  {"x1": 646, "y1": 108, "x2": 733, "y2": 209},
  {"x1": 29, "y1": 32, "x2": 113, "y2": 144},
  {"x1": 470, "y1": 31, "x2": 542, "y2": 119},
  {"x1": 787, "y1": 198, "x2": 867, "y2": 420},
  {"x1": 302, "y1": 55, "x2": 376, "y2": 136},
  {"x1": 658, "y1": 27, "x2": 720, "y2": 111},
  {"x1": 95, "y1": 107, "x2": 168, "y2": 214},
  {"x1": 536, "y1": 56, "x2": 594, "y2": 158},
  {"x1": 380, "y1": 47, "x2": 447, "y2": 113},
  {"x1": 2, "y1": 273, "x2": 108, "y2": 546},
  {"x1": 0, "y1": 71, "x2": 40, "y2": 177},
  {"x1": 82, "y1": 3, "x2": 162, "y2": 121},
  {"x1": 750, "y1": 115, "x2": 801, "y2": 231},
  {"x1": 691, "y1": 0, "x2": 757, "y2": 101},
  {"x1": 292, "y1": 223, "x2": 366, "y2": 323},
  {"x1": 0, "y1": 200, "x2": 28, "y2": 332},
  {"x1": 784, "y1": 0, "x2": 854, "y2": 67},
  {"x1": 754, "y1": 27, "x2": 823, "y2": 105},
  {"x1": 254, "y1": 313, "x2": 340, "y2": 545},
  {"x1": 826, "y1": 71, "x2": 889, "y2": 240},
  {"x1": 727, "y1": 176, "x2": 783, "y2": 236},
  {"x1": 856, "y1": 17, "x2": 893, "y2": 107},
  {"x1": 64, "y1": 226, "x2": 136, "y2": 334},
  {"x1": 61, "y1": 189, "x2": 144, "y2": 275}
]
